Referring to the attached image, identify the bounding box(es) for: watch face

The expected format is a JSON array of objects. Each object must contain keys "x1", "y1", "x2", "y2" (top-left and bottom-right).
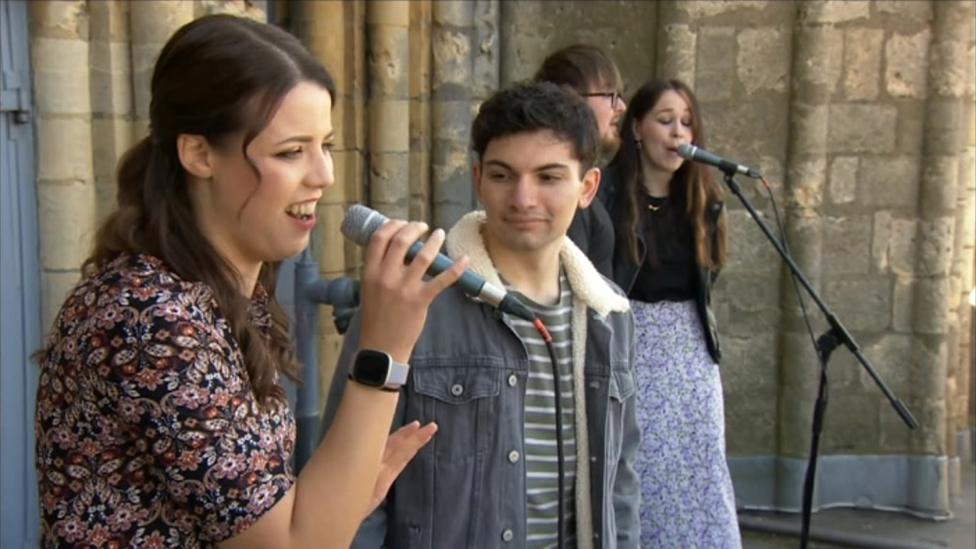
[{"x1": 354, "y1": 349, "x2": 391, "y2": 386}]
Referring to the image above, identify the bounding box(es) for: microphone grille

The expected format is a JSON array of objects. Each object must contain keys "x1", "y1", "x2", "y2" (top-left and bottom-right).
[
  {"x1": 676, "y1": 143, "x2": 695, "y2": 160},
  {"x1": 341, "y1": 204, "x2": 389, "y2": 246}
]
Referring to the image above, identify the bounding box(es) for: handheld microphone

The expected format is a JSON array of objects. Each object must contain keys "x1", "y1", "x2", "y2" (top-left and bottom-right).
[
  {"x1": 340, "y1": 204, "x2": 536, "y2": 321},
  {"x1": 677, "y1": 143, "x2": 762, "y2": 179}
]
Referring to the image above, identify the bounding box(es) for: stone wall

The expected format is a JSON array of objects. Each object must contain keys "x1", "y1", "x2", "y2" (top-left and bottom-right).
[{"x1": 27, "y1": 0, "x2": 975, "y2": 516}]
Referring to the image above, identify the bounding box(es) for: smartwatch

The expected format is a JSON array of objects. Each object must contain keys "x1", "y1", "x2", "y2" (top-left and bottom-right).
[{"x1": 349, "y1": 349, "x2": 409, "y2": 392}]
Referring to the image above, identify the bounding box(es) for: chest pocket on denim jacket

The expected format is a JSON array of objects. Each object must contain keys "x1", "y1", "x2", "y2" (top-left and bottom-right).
[{"x1": 410, "y1": 367, "x2": 501, "y2": 461}]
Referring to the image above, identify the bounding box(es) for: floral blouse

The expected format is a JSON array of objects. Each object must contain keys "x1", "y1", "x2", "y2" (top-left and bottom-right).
[{"x1": 35, "y1": 254, "x2": 295, "y2": 547}]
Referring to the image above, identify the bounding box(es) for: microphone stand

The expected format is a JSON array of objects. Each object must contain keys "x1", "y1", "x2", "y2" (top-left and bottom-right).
[{"x1": 719, "y1": 171, "x2": 918, "y2": 549}]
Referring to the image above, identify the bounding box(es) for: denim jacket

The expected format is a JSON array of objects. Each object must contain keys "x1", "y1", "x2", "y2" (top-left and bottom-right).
[{"x1": 321, "y1": 212, "x2": 641, "y2": 549}]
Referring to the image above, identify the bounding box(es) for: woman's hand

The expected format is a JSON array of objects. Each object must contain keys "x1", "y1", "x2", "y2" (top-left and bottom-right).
[
  {"x1": 357, "y1": 220, "x2": 467, "y2": 363},
  {"x1": 365, "y1": 421, "x2": 438, "y2": 517}
]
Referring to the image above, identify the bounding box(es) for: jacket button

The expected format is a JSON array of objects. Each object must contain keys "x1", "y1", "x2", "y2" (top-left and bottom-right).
[
  {"x1": 508, "y1": 450, "x2": 520, "y2": 463},
  {"x1": 501, "y1": 529, "x2": 514, "y2": 542},
  {"x1": 450, "y1": 383, "x2": 464, "y2": 396},
  {"x1": 507, "y1": 373, "x2": 518, "y2": 387}
]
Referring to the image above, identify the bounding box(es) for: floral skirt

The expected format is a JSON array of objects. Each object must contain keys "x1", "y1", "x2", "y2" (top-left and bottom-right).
[{"x1": 631, "y1": 299, "x2": 741, "y2": 548}]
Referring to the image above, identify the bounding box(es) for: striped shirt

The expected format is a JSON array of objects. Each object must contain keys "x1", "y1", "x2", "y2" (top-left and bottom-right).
[{"x1": 507, "y1": 272, "x2": 577, "y2": 548}]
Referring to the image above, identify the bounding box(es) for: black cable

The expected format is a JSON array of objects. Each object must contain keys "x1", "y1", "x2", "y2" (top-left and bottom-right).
[
  {"x1": 760, "y1": 177, "x2": 820, "y2": 359},
  {"x1": 533, "y1": 318, "x2": 565, "y2": 549}
]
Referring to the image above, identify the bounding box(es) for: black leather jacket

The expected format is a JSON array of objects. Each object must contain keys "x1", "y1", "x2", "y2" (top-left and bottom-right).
[{"x1": 601, "y1": 165, "x2": 724, "y2": 364}]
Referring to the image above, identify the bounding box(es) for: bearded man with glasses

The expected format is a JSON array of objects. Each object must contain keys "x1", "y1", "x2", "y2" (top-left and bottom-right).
[{"x1": 535, "y1": 45, "x2": 627, "y2": 277}]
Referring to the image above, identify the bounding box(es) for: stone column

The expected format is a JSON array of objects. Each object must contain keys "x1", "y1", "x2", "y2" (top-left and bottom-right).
[
  {"x1": 128, "y1": 1, "x2": 195, "y2": 136},
  {"x1": 431, "y1": 1, "x2": 475, "y2": 229},
  {"x1": 292, "y1": 0, "x2": 367, "y2": 401},
  {"x1": 655, "y1": 2, "x2": 697, "y2": 86},
  {"x1": 30, "y1": 0, "x2": 96, "y2": 331},
  {"x1": 88, "y1": 0, "x2": 134, "y2": 220},
  {"x1": 774, "y1": 1, "x2": 841, "y2": 507},
  {"x1": 366, "y1": 1, "x2": 410, "y2": 220},
  {"x1": 408, "y1": 0, "x2": 432, "y2": 222}
]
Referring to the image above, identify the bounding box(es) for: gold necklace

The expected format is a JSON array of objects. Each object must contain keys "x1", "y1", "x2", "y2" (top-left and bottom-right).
[{"x1": 647, "y1": 203, "x2": 661, "y2": 212}]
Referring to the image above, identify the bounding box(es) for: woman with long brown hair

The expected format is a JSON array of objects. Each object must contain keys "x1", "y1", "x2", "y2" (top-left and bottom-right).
[
  {"x1": 33, "y1": 15, "x2": 464, "y2": 548},
  {"x1": 604, "y1": 79, "x2": 740, "y2": 547}
]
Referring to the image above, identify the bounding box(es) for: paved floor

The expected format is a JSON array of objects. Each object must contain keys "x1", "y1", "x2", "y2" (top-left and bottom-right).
[{"x1": 739, "y1": 461, "x2": 975, "y2": 548}]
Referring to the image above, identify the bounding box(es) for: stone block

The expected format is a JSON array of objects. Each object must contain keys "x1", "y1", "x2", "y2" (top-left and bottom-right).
[
  {"x1": 368, "y1": 152, "x2": 411, "y2": 207},
  {"x1": 29, "y1": 0, "x2": 88, "y2": 40},
  {"x1": 871, "y1": 210, "x2": 892, "y2": 273},
  {"x1": 330, "y1": 149, "x2": 365, "y2": 205},
  {"x1": 695, "y1": 27, "x2": 736, "y2": 102},
  {"x1": 32, "y1": 38, "x2": 91, "y2": 115},
  {"x1": 894, "y1": 98, "x2": 926, "y2": 155},
  {"x1": 911, "y1": 398, "x2": 947, "y2": 455},
  {"x1": 90, "y1": 41, "x2": 133, "y2": 116},
  {"x1": 876, "y1": 1, "x2": 933, "y2": 24},
  {"x1": 91, "y1": 117, "x2": 135, "y2": 181},
  {"x1": 929, "y1": 40, "x2": 970, "y2": 98},
  {"x1": 128, "y1": 1, "x2": 194, "y2": 44},
  {"x1": 827, "y1": 104, "x2": 897, "y2": 154},
  {"x1": 891, "y1": 277, "x2": 915, "y2": 333},
  {"x1": 859, "y1": 334, "x2": 914, "y2": 395},
  {"x1": 705, "y1": 97, "x2": 789, "y2": 158},
  {"x1": 314, "y1": 203, "x2": 347, "y2": 272},
  {"x1": 88, "y1": 0, "x2": 129, "y2": 42},
  {"x1": 841, "y1": 28, "x2": 883, "y2": 101},
  {"x1": 431, "y1": 100, "x2": 472, "y2": 144},
  {"x1": 822, "y1": 214, "x2": 872, "y2": 275},
  {"x1": 130, "y1": 43, "x2": 164, "y2": 119},
  {"x1": 888, "y1": 218, "x2": 918, "y2": 276},
  {"x1": 915, "y1": 217, "x2": 955, "y2": 276},
  {"x1": 37, "y1": 117, "x2": 94, "y2": 182},
  {"x1": 823, "y1": 277, "x2": 892, "y2": 332},
  {"x1": 656, "y1": 24, "x2": 697, "y2": 87},
  {"x1": 792, "y1": 26, "x2": 842, "y2": 101},
  {"x1": 921, "y1": 156, "x2": 961, "y2": 216},
  {"x1": 432, "y1": 0, "x2": 474, "y2": 27},
  {"x1": 677, "y1": 1, "x2": 766, "y2": 19},
  {"x1": 723, "y1": 276, "x2": 780, "y2": 314},
  {"x1": 800, "y1": 0, "x2": 870, "y2": 24},
  {"x1": 368, "y1": 100, "x2": 409, "y2": 153},
  {"x1": 368, "y1": 27, "x2": 410, "y2": 99},
  {"x1": 723, "y1": 209, "x2": 782, "y2": 276},
  {"x1": 885, "y1": 30, "x2": 931, "y2": 98},
  {"x1": 194, "y1": 0, "x2": 266, "y2": 20},
  {"x1": 877, "y1": 395, "x2": 912, "y2": 453},
  {"x1": 41, "y1": 270, "x2": 82, "y2": 335},
  {"x1": 828, "y1": 156, "x2": 858, "y2": 204},
  {"x1": 367, "y1": 1, "x2": 410, "y2": 26},
  {"x1": 822, "y1": 392, "x2": 880, "y2": 452},
  {"x1": 738, "y1": 27, "x2": 789, "y2": 95},
  {"x1": 785, "y1": 158, "x2": 826, "y2": 209},
  {"x1": 720, "y1": 331, "x2": 779, "y2": 389},
  {"x1": 725, "y1": 395, "x2": 778, "y2": 455},
  {"x1": 913, "y1": 277, "x2": 951, "y2": 335},
  {"x1": 924, "y1": 100, "x2": 967, "y2": 154},
  {"x1": 856, "y1": 155, "x2": 920, "y2": 209},
  {"x1": 37, "y1": 181, "x2": 96, "y2": 271},
  {"x1": 788, "y1": 104, "x2": 829, "y2": 156},
  {"x1": 409, "y1": 149, "x2": 431, "y2": 200},
  {"x1": 432, "y1": 28, "x2": 472, "y2": 88}
]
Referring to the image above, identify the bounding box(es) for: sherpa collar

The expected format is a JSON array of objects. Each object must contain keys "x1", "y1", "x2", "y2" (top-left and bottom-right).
[{"x1": 444, "y1": 210, "x2": 630, "y2": 316}]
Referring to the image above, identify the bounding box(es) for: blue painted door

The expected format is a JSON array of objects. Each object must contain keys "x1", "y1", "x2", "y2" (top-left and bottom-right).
[{"x1": 1, "y1": 0, "x2": 41, "y2": 546}]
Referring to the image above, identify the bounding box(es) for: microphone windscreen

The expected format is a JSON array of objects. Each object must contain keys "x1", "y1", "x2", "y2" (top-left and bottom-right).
[
  {"x1": 676, "y1": 143, "x2": 695, "y2": 160},
  {"x1": 341, "y1": 204, "x2": 389, "y2": 246}
]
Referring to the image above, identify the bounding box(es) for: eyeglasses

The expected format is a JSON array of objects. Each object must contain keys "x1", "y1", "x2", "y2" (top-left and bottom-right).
[{"x1": 582, "y1": 91, "x2": 624, "y2": 109}]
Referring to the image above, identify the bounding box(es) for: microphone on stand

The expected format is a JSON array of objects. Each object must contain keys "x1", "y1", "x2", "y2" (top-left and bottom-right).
[{"x1": 677, "y1": 143, "x2": 762, "y2": 179}]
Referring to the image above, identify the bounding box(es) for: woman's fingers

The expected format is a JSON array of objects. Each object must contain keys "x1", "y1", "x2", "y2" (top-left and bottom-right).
[{"x1": 366, "y1": 421, "x2": 438, "y2": 517}]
